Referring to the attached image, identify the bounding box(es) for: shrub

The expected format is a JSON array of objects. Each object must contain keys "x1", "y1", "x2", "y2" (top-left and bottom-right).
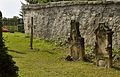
[
  {"x1": 0, "y1": 11, "x2": 18, "y2": 77},
  {"x1": 0, "y1": 37, "x2": 19, "y2": 77}
]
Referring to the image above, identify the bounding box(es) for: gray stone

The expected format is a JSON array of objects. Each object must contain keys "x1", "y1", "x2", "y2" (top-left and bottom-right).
[{"x1": 22, "y1": 1, "x2": 120, "y2": 48}]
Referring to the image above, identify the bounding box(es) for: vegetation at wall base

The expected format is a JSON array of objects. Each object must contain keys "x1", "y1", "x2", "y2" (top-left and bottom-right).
[{"x1": 0, "y1": 37, "x2": 18, "y2": 77}]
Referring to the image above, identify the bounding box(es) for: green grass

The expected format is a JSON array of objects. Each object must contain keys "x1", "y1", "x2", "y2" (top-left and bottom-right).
[{"x1": 3, "y1": 32, "x2": 120, "y2": 77}]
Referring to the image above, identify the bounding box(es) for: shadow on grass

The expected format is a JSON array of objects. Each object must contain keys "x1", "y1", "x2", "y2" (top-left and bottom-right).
[
  {"x1": 42, "y1": 50, "x2": 56, "y2": 55},
  {"x1": 8, "y1": 49, "x2": 26, "y2": 54},
  {"x1": 12, "y1": 56, "x2": 25, "y2": 58},
  {"x1": 28, "y1": 48, "x2": 56, "y2": 55},
  {"x1": 112, "y1": 66, "x2": 120, "y2": 71},
  {"x1": 29, "y1": 48, "x2": 40, "y2": 52}
]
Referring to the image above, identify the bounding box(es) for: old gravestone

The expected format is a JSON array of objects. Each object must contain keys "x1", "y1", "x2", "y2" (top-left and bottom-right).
[
  {"x1": 94, "y1": 22, "x2": 114, "y2": 68},
  {"x1": 68, "y1": 20, "x2": 85, "y2": 61}
]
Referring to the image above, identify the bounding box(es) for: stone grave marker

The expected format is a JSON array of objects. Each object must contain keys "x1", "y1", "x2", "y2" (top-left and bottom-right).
[
  {"x1": 68, "y1": 20, "x2": 85, "y2": 61},
  {"x1": 94, "y1": 22, "x2": 114, "y2": 68}
]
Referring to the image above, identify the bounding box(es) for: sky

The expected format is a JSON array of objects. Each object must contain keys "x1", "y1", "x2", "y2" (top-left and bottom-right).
[{"x1": 0, "y1": 0, "x2": 26, "y2": 18}]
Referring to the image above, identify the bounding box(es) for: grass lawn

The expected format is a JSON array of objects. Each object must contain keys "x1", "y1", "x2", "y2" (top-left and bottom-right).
[{"x1": 3, "y1": 32, "x2": 120, "y2": 77}]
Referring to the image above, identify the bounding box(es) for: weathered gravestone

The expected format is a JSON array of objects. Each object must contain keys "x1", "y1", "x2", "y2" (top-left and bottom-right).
[
  {"x1": 68, "y1": 20, "x2": 85, "y2": 61},
  {"x1": 94, "y1": 22, "x2": 114, "y2": 68}
]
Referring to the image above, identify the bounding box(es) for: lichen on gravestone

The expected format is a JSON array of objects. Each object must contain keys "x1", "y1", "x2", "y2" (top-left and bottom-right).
[
  {"x1": 67, "y1": 20, "x2": 85, "y2": 61},
  {"x1": 94, "y1": 22, "x2": 114, "y2": 68}
]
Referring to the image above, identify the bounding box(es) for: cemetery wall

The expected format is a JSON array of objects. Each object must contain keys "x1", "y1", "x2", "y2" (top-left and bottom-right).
[{"x1": 22, "y1": 1, "x2": 120, "y2": 47}]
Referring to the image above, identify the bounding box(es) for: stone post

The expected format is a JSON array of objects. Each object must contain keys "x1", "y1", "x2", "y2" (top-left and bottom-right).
[
  {"x1": 30, "y1": 17, "x2": 33, "y2": 49},
  {"x1": 69, "y1": 20, "x2": 85, "y2": 61}
]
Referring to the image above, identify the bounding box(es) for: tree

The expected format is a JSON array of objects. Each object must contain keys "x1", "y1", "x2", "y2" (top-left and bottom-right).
[
  {"x1": 25, "y1": 0, "x2": 66, "y2": 4},
  {"x1": 2, "y1": 16, "x2": 19, "y2": 26},
  {"x1": 25, "y1": 0, "x2": 102, "y2": 4},
  {"x1": 19, "y1": 11, "x2": 23, "y2": 18},
  {"x1": 25, "y1": 0, "x2": 38, "y2": 4},
  {"x1": 0, "y1": 11, "x2": 18, "y2": 77}
]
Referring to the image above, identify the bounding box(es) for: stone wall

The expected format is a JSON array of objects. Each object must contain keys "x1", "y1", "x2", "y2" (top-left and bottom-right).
[{"x1": 22, "y1": 1, "x2": 120, "y2": 48}]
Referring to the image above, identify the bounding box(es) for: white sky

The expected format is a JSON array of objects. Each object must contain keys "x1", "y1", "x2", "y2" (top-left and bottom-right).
[{"x1": 0, "y1": 0, "x2": 26, "y2": 18}]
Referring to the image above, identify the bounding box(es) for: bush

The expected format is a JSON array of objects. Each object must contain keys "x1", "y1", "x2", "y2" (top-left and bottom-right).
[
  {"x1": 9, "y1": 26, "x2": 15, "y2": 33},
  {"x1": 0, "y1": 37, "x2": 19, "y2": 77},
  {"x1": 0, "y1": 13, "x2": 18, "y2": 77}
]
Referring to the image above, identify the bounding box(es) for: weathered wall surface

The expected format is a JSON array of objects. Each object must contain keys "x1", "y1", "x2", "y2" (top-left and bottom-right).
[{"x1": 22, "y1": 1, "x2": 120, "y2": 48}]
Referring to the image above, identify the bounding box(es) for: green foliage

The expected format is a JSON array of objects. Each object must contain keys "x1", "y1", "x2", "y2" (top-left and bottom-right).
[
  {"x1": 2, "y1": 16, "x2": 19, "y2": 26},
  {"x1": 25, "y1": 0, "x2": 39, "y2": 4},
  {"x1": 9, "y1": 26, "x2": 15, "y2": 33},
  {"x1": 25, "y1": 0, "x2": 102, "y2": 4},
  {"x1": 0, "y1": 15, "x2": 18, "y2": 77},
  {"x1": 0, "y1": 37, "x2": 18, "y2": 77},
  {"x1": 19, "y1": 11, "x2": 23, "y2": 18}
]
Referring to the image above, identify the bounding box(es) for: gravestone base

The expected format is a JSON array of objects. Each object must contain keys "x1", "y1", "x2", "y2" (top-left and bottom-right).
[
  {"x1": 70, "y1": 43, "x2": 84, "y2": 61},
  {"x1": 96, "y1": 56, "x2": 110, "y2": 68}
]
